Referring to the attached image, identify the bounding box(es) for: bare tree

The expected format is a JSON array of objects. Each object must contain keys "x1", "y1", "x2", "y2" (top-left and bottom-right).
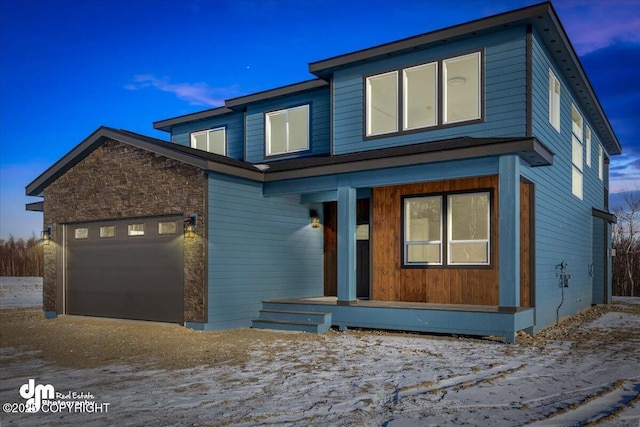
[{"x1": 612, "y1": 191, "x2": 640, "y2": 296}]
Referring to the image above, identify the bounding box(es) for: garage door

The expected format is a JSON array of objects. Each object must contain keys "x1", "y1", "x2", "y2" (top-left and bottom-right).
[{"x1": 66, "y1": 216, "x2": 184, "y2": 323}]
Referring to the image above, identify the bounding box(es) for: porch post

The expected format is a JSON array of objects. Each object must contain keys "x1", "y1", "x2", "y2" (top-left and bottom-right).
[
  {"x1": 337, "y1": 185, "x2": 357, "y2": 304},
  {"x1": 498, "y1": 155, "x2": 520, "y2": 309}
]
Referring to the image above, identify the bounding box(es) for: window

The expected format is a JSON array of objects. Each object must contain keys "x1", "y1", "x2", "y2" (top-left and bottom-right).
[
  {"x1": 403, "y1": 191, "x2": 490, "y2": 266},
  {"x1": 598, "y1": 145, "x2": 604, "y2": 181},
  {"x1": 404, "y1": 196, "x2": 442, "y2": 265},
  {"x1": 99, "y1": 226, "x2": 115, "y2": 238},
  {"x1": 128, "y1": 224, "x2": 145, "y2": 236},
  {"x1": 191, "y1": 127, "x2": 226, "y2": 155},
  {"x1": 548, "y1": 70, "x2": 561, "y2": 131},
  {"x1": 158, "y1": 221, "x2": 177, "y2": 235},
  {"x1": 365, "y1": 51, "x2": 482, "y2": 137},
  {"x1": 366, "y1": 71, "x2": 398, "y2": 136},
  {"x1": 448, "y1": 193, "x2": 490, "y2": 265},
  {"x1": 266, "y1": 105, "x2": 309, "y2": 155},
  {"x1": 571, "y1": 105, "x2": 584, "y2": 199},
  {"x1": 403, "y1": 63, "x2": 437, "y2": 130},
  {"x1": 74, "y1": 227, "x2": 88, "y2": 239},
  {"x1": 585, "y1": 127, "x2": 592, "y2": 167},
  {"x1": 443, "y1": 52, "x2": 481, "y2": 124}
]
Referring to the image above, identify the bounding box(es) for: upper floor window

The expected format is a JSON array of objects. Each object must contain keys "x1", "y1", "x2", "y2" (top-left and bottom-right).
[
  {"x1": 366, "y1": 71, "x2": 398, "y2": 136},
  {"x1": 571, "y1": 104, "x2": 584, "y2": 200},
  {"x1": 598, "y1": 145, "x2": 604, "y2": 181},
  {"x1": 365, "y1": 51, "x2": 482, "y2": 138},
  {"x1": 191, "y1": 127, "x2": 226, "y2": 156},
  {"x1": 443, "y1": 52, "x2": 481, "y2": 124},
  {"x1": 548, "y1": 70, "x2": 561, "y2": 132},
  {"x1": 403, "y1": 63, "x2": 437, "y2": 130},
  {"x1": 585, "y1": 126, "x2": 592, "y2": 167},
  {"x1": 266, "y1": 105, "x2": 309, "y2": 156}
]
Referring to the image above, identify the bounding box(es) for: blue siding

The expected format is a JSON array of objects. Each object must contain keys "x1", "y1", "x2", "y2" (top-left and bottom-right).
[
  {"x1": 170, "y1": 111, "x2": 245, "y2": 160},
  {"x1": 332, "y1": 27, "x2": 528, "y2": 154},
  {"x1": 206, "y1": 173, "x2": 323, "y2": 329},
  {"x1": 592, "y1": 217, "x2": 605, "y2": 304},
  {"x1": 245, "y1": 87, "x2": 330, "y2": 163},
  {"x1": 526, "y1": 30, "x2": 610, "y2": 332}
]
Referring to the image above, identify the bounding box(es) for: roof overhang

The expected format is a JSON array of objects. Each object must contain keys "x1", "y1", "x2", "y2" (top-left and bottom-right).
[
  {"x1": 153, "y1": 106, "x2": 233, "y2": 132},
  {"x1": 308, "y1": 1, "x2": 621, "y2": 157},
  {"x1": 26, "y1": 201, "x2": 44, "y2": 212},
  {"x1": 25, "y1": 126, "x2": 263, "y2": 197},
  {"x1": 224, "y1": 79, "x2": 328, "y2": 109},
  {"x1": 592, "y1": 208, "x2": 617, "y2": 224}
]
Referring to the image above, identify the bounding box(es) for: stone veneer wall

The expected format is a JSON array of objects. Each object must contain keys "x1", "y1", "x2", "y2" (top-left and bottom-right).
[{"x1": 42, "y1": 139, "x2": 207, "y2": 323}]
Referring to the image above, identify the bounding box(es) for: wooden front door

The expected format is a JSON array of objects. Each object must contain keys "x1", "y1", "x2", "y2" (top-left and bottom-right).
[{"x1": 323, "y1": 199, "x2": 370, "y2": 298}]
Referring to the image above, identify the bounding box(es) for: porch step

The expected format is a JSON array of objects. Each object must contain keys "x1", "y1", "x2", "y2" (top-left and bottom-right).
[{"x1": 252, "y1": 309, "x2": 332, "y2": 333}]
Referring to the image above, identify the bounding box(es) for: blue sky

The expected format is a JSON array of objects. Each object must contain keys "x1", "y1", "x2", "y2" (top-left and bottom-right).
[{"x1": 1, "y1": 0, "x2": 639, "y2": 239}]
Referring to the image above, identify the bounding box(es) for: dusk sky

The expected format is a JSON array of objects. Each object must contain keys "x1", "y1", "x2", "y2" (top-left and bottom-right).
[{"x1": 1, "y1": 0, "x2": 639, "y2": 239}]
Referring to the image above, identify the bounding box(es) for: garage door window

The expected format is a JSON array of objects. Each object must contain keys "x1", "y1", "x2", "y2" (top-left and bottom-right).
[
  {"x1": 128, "y1": 224, "x2": 145, "y2": 236},
  {"x1": 74, "y1": 228, "x2": 89, "y2": 239},
  {"x1": 100, "y1": 226, "x2": 115, "y2": 238},
  {"x1": 158, "y1": 221, "x2": 177, "y2": 235}
]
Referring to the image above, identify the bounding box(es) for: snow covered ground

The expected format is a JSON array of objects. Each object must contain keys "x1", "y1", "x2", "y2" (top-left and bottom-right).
[
  {"x1": 0, "y1": 277, "x2": 42, "y2": 309},
  {"x1": 1, "y1": 277, "x2": 639, "y2": 426}
]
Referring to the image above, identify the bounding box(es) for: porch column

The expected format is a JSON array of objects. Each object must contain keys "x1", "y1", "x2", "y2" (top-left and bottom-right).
[
  {"x1": 498, "y1": 155, "x2": 520, "y2": 309},
  {"x1": 337, "y1": 185, "x2": 357, "y2": 304}
]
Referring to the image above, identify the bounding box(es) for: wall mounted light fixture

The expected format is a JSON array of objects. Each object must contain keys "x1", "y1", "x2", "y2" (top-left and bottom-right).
[
  {"x1": 184, "y1": 214, "x2": 197, "y2": 239},
  {"x1": 41, "y1": 225, "x2": 52, "y2": 245},
  {"x1": 309, "y1": 210, "x2": 320, "y2": 228}
]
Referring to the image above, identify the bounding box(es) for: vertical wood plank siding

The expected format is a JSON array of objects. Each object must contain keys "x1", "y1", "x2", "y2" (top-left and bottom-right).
[
  {"x1": 207, "y1": 173, "x2": 323, "y2": 329},
  {"x1": 323, "y1": 202, "x2": 338, "y2": 296},
  {"x1": 524, "y1": 30, "x2": 610, "y2": 331},
  {"x1": 371, "y1": 176, "x2": 499, "y2": 305},
  {"x1": 520, "y1": 180, "x2": 533, "y2": 307},
  {"x1": 332, "y1": 27, "x2": 528, "y2": 155},
  {"x1": 245, "y1": 87, "x2": 330, "y2": 163},
  {"x1": 170, "y1": 112, "x2": 245, "y2": 160}
]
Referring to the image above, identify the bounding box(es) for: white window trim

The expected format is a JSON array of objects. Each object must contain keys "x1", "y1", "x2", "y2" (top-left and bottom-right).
[
  {"x1": 402, "y1": 62, "x2": 437, "y2": 131},
  {"x1": 266, "y1": 104, "x2": 310, "y2": 156},
  {"x1": 366, "y1": 71, "x2": 399, "y2": 137},
  {"x1": 443, "y1": 52, "x2": 482, "y2": 125},
  {"x1": 549, "y1": 70, "x2": 561, "y2": 132},
  {"x1": 447, "y1": 192, "x2": 491, "y2": 266},
  {"x1": 190, "y1": 127, "x2": 226, "y2": 156}
]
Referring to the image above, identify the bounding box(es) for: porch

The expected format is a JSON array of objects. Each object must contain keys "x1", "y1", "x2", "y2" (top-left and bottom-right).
[{"x1": 252, "y1": 297, "x2": 535, "y2": 343}]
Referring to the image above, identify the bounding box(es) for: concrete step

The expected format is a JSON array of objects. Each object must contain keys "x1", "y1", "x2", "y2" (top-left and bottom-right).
[{"x1": 251, "y1": 308, "x2": 332, "y2": 333}]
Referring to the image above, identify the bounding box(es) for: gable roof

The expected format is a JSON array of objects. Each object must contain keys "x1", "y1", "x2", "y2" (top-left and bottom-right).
[
  {"x1": 27, "y1": 126, "x2": 553, "y2": 198},
  {"x1": 25, "y1": 127, "x2": 262, "y2": 197}
]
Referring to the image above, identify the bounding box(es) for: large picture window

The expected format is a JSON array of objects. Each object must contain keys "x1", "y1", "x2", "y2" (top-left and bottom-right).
[
  {"x1": 266, "y1": 105, "x2": 309, "y2": 156},
  {"x1": 366, "y1": 71, "x2": 398, "y2": 136},
  {"x1": 366, "y1": 51, "x2": 482, "y2": 137},
  {"x1": 403, "y1": 191, "x2": 490, "y2": 266},
  {"x1": 191, "y1": 127, "x2": 226, "y2": 155}
]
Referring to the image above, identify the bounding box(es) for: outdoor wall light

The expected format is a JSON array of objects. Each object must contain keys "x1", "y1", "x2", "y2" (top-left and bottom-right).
[
  {"x1": 41, "y1": 225, "x2": 52, "y2": 245},
  {"x1": 184, "y1": 214, "x2": 197, "y2": 239},
  {"x1": 309, "y1": 210, "x2": 320, "y2": 228}
]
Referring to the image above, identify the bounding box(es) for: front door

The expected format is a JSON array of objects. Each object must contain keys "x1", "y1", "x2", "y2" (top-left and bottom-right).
[{"x1": 323, "y1": 199, "x2": 370, "y2": 298}]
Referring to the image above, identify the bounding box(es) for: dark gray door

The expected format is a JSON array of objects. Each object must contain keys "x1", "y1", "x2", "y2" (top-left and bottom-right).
[{"x1": 66, "y1": 216, "x2": 184, "y2": 323}]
